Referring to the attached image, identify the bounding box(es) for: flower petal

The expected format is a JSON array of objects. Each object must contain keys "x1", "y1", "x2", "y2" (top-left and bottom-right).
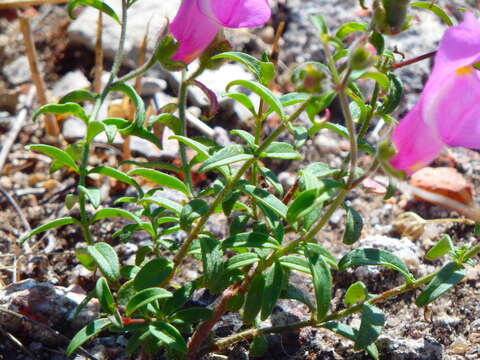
[
  {"x1": 199, "y1": 0, "x2": 271, "y2": 28},
  {"x1": 170, "y1": 0, "x2": 220, "y2": 63},
  {"x1": 428, "y1": 12, "x2": 480, "y2": 80},
  {"x1": 391, "y1": 102, "x2": 445, "y2": 174},
  {"x1": 424, "y1": 68, "x2": 480, "y2": 149}
]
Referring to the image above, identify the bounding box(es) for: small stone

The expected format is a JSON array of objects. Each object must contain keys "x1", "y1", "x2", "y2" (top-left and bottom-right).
[
  {"x1": 3, "y1": 56, "x2": 34, "y2": 85},
  {"x1": 139, "y1": 77, "x2": 167, "y2": 96},
  {"x1": 51, "y1": 70, "x2": 91, "y2": 98},
  {"x1": 410, "y1": 167, "x2": 474, "y2": 205}
]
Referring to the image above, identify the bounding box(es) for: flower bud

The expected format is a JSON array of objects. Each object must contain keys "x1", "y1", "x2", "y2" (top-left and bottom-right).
[
  {"x1": 349, "y1": 43, "x2": 377, "y2": 70},
  {"x1": 292, "y1": 63, "x2": 326, "y2": 94},
  {"x1": 154, "y1": 34, "x2": 186, "y2": 71},
  {"x1": 373, "y1": 0, "x2": 411, "y2": 35},
  {"x1": 199, "y1": 32, "x2": 233, "y2": 70}
]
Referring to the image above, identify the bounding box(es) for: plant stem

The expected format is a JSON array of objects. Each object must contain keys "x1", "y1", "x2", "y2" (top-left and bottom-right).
[
  {"x1": 178, "y1": 74, "x2": 194, "y2": 197},
  {"x1": 321, "y1": 36, "x2": 358, "y2": 188},
  {"x1": 201, "y1": 265, "x2": 445, "y2": 354},
  {"x1": 358, "y1": 83, "x2": 380, "y2": 140},
  {"x1": 390, "y1": 50, "x2": 436, "y2": 70},
  {"x1": 77, "y1": 0, "x2": 128, "y2": 244}
]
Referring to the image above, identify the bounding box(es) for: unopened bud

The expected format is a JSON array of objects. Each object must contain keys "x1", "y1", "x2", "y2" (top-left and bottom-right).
[
  {"x1": 292, "y1": 63, "x2": 326, "y2": 94},
  {"x1": 374, "y1": 0, "x2": 411, "y2": 35},
  {"x1": 155, "y1": 34, "x2": 185, "y2": 71},
  {"x1": 199, "y1": 32, "x2": 233, "y2": 70},
  {"x1": 349, "y1": 44, "x2": 377, "y2": 70}
]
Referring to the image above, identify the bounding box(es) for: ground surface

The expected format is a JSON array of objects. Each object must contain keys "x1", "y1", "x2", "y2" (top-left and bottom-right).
[{"x1": 1, "y1": 1, "x2": 480, "y2": 359}]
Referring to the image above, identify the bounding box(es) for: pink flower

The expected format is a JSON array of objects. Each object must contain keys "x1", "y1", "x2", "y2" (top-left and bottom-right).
[
  {"x1": 170, "y1": 0, "x2": 271, "y2": 64},
  {"x1": 391, "y1": 12, "x2": 480, "y2": 175}
]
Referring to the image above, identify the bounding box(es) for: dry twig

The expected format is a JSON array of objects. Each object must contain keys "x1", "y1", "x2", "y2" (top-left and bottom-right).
[
  {"x1": 18, "y1": 14, "x2": 60, "y2": 137},
  {"x1": 0, "y1": 87, "x2": 36, "y2": 174}
]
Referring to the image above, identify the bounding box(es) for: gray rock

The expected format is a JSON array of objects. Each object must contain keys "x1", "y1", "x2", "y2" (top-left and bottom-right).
[
  {"x1": 139, "y1": 76, "x2": 167, "y2": 96},
  {"x1": 68, "y1": 0, "x2": 181, "y2": 67},
  {"x1": 0, "y1": 280, "x2": 98, "y2": 345},
  {"x1": 377, "y1": 335, "x2": 444, "y2": 360},
  {"x1": 3, "y1": 56, "x2": 33, "y2": 85},
  {"x1": 51, "y1": 70, "x2": 91, "y2": 98}
]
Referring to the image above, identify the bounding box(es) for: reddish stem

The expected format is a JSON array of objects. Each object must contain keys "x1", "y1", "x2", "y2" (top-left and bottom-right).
[{"x1": 391, "y1": 50, "x2": 437, "y2": 70}]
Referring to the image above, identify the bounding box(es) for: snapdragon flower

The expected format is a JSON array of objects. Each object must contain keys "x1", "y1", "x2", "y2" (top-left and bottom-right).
[
  {"x1": 391, "y1": 12, "x2": 480, "y2": 174},
  {"x1": 170, "y1": 0, "x2": 271, "y2": 64}
]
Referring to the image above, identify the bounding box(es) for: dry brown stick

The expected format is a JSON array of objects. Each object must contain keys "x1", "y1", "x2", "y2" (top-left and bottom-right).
[
  {"x1": 0, "y1": 86, "x2": 35, "y2": 174},
  {"x1": 18, "y1": 14, "x2": 60, "y2": 137},
  {"x1": 93, "y1": 10, "x2": 103, "y2": 93},
  {"x1": 0, "y1": 324, "x2": 38, "y2": 359},
  {"x1": 0, "y1": 306, "x2": 98, "y2": 360},
  {"x1": 0, "y1": 0, "x2": 67, "y2": 9}
]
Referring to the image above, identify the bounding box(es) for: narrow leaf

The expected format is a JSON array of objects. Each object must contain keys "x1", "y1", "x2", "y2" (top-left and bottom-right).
[
  {"x1": 129, "y1": 168, "x2": 188, "y2": 196},
  {"x1": 305, "y1": 244, "x2": 332, "y2": 320},
  {"x1": 134, "y1": 258, "x2": 173, "y2": 291},
  {"x1": 87, "y1": 242, "x2": 120, "y2": 282},
  {"x1": 66, "y1": 318, "x2": 111, "y2": 355},
  {"x1": 33, "y1": 103, "x2": 88, "y2": 123},
  {"x1": 126, "y1": 288, "x2": 173, "y2": 316},
  {"x1": 26, "y1": 144, "x2": 80, "y2": 173}
]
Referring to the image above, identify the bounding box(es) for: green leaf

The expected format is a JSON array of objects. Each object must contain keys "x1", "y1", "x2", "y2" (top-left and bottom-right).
[
  {"x1": 243, "y1": 273, "x2": 265, "y2": 324},
  {"x1": 88, "y1": 242, "x2": 120, "y2": 282},
  {"x1": 369, "y1": 31, "x2": 384, "y2": 55},
  {"x1": 169, "y1": 135, "x2": 210, "y2": 160},
  {"x1": 106, "y1": 82, "x2": 145, "y2": 128},
  {"x1": 303, "y1": 244, "x2": 338, "y2": 269},
  {"x1": 134, "y1": 258, "x2": 173, "y2": 291},
  {"x1": 231, "y1": 129, "x2": 256, "y2": 149},
  {"x1": 249, "y1": 335, "x2": 269, "y2": 358},
  {"x1": 416, "y1": 262, "x2": 466, "y2": 307},
  {"x1": 411, "y1": 1, "x2": 454, "y2": 26},
  {"x1": 103, "y1": 118, "x2": 162, "y2": 150},
  {"x1": 126, "y1": 288, "x2": 173, "y2": 316},
  {"x1": 306, "y1": 91, "x2": 337, "y2": 124},
  {"x1": 261, "y1": 262, "x2": 284, "y2": 320},
  {"x1": 96, "y1": 277, "x2": 115, "y2": 314},
  {"x1": 342, "y1": 204, "x2": 363, "y2": 245},
  {"x1": 322, "y1": 123, "x2": 375, "y2": 154},
  {"x1": 33, "y1": 103, "x2": 88, "y2": 123},
  {"x1": 351, "y1": 71, "x2": 390, "y2": 92},
  {"x1": 377, "y1": 73, "x2": 403, "y2": 115},
  {"x1": 78, "y1": 185, "x2": 101, "y2": 209},
  {"x1": 212, "y1": 52, "x2": 275, "y2": 85},
  {"x1": 311, "y1": 14, "x2": 328, "y2": 34},
  {"x1": 200, "y1": 236, "x2": 227, "y2": 293},
  {"x1": 344, "y1": 281, "x2": 368, "y2": 306},
  {"x1": 89, "y1": 166, "x2": 141, "y2": 192},
  {"x1": 67, "y1": 0, "x2": 120, "y2": 23},
  {"x1": 59, "y1": 89, "x2": 97, "y2": 104},
  {"x1": 224, "y1": 93, "x2": 257, "y2": 118},
  {"x1": 86, "y1": 120, "x2": 104, "y2": 143},
  {"x1": 226, "y1": 80, "x2": 285, "y2": 120},
  {"x1": 170, "y1": 308, "x2": 213, "y2": 324},
  {"x1": 229, "y1": 214, "x2": 250, "y2": 236},
  {"x1": 66, "y1": 318, "x2": 111, "y2": 355},
  {"x1": 222, "y1": 232, "x2": 280, "y2": 250},
  {"x1": 354, "y1": 304, "x2": 385, "y2": 350},
  {"x1": 222, "y1": 190, "x2": 241, "y2": 217},
  {"x1": 286, "y1": 189, "x2": 318, "y2": 223},
  {"x1": 335, "y1": 22, "x2": 368, "y2": 40},
  {"x1": 180, "y1": 199, "x2": 209, "y2": 231},
  {"x1": 140, "y1": 196, "x2": 182, "y2": 215},
  {"x1": 339, "y1": 248, "x2": 414, "y2": 282},
  {"x1": 20, "y1": 217, "x2": 80, "y2": 245},
  {"x1": 240, "y1": 184, "x2": 287, "y2": 219},
  {"x1": 304, "y1": 243, "x2": 332, "y2": 320},
  {"x1": 91, "y1": 208, "x2": 141, "y2": 224},
  {"x1": 323, "y1": 321, "x2": 379, "y2": 359},
  {"x1": 149, "y1": 113, "x2": 181, "y2": 135},
  {"x1": 226, "y1": 253, "x2": 260, "y2": 271},
  {"x1": 163, "y1": 282, "x2": 196, "y2": 316},
  {"x1": 258, "y1": 167, "x2": 283, "y2": 195},
  {"x1": 25, "y1": 144, "x2": 80, "y2": 173},
  {"x1": 279, "y1": 255, "x2": 311, "y2": 274},
  {"x1": 281, "y1": 282, "x2": 316, "y2": 312},
  {"x1": 426, "y1": 234, "x2": 454, "y2": 260},
  {"x1": 260, "y1": 142, "x2": 301, "y2": 160},
  {"x1": 75, "y1": 248, "x2": 96, "y2": 271},
  {"x1": 149, "y1": 322, "x2": 187, "y2": 354},
  {"x1": 200, "y1": 145, "x2": 253, "y2": 173},
  {"x1": 129, "y1": 168, "x2": 188, "y2": 196}
]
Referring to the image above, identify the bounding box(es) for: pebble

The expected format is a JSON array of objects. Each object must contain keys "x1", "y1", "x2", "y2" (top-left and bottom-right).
[
  {"x1": 51, "y1": 70, "x2": 91, "y2": 98},
  {"x1": 376, "y1": 335, "x2": 444, "y2": 360},
  {"x1": 409, "y1": 167, "x2": 474, "y2": 205},
  {"x1": 3, "y1": 56, "x2": 33, "y2": 85}
]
